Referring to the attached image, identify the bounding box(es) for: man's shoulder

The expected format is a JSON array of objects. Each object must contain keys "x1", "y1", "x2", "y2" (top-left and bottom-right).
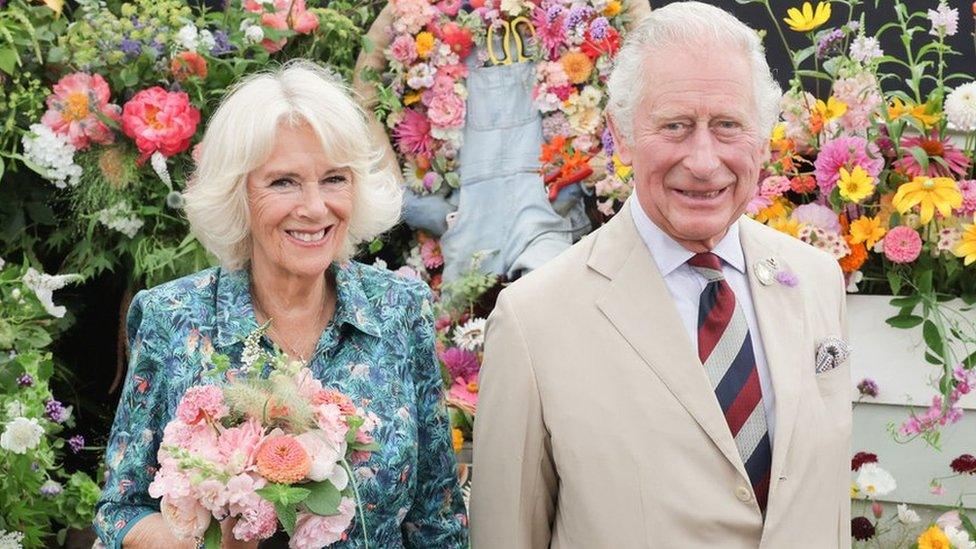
[{"x1": 501, "y1": 224, "x2": 603, "y2": 304}]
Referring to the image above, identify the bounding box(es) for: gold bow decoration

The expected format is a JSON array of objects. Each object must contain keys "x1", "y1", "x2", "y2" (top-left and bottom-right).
[{"x1": 486, "y1": 16, "x2": 536, "y2": 65}]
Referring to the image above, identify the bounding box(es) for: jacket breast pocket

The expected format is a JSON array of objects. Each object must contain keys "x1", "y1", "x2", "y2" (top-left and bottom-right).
[{"x1": 815, "y1": 361, "x2": 851, "y2": 397}]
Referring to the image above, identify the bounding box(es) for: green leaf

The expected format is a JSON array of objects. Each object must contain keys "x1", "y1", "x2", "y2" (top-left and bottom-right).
[
  {"x1": 257, "y1": 483, "x2": 311, "y2": 506},
  {"x1": 276, "y1": 502, "x2": 298, "y2": 536},
  {"x1": 961, "y1": 511, "x2": 976, "y2": 538},
  {"x1": 304, "y1": 480, "x2": 341, "y2": 516},
  {"x1": 962, "y1": 350, "x2": 976, "y2": 369},
  {"x1": 203, "y1": 519, "x2": 221, "y2": 549},
  {"x1": 0, "y1": 47, "x2": 18, "y2": 74},
  {"x1": 887, "y1": 271, "x2": 903, "y2": 295},
  {"x1": 924, "y1": 351, "x2": 942, "y2": 365},
  {"x1": 918, "y1": 268, "x2": 933, "y2": 294},
  {"x1": 885, "y1": 314, "x2": 924, "y2": 329},
  {"x1": 922, "y1": 320, "x2": 944, "y2": 358},
  {"x1": 889, "y1": 295, "x2": 920, "y2": 309},
  {"x1": 908, "y1": 146, "x2": 930, "y2": 173}
]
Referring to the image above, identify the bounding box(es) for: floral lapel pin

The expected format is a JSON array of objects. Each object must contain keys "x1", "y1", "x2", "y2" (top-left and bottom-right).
[{"x1": 753, "y1": 257, "x2": 797, "y2": 288}]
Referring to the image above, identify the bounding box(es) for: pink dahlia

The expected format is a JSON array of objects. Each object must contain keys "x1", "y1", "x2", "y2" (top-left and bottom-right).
[
  {"x1": 532, "y1": 6, "x2": 567, "y2": 59},
  {"x1": 176, "y1": 385, "x2": 228, "y2": 425},
  {"x1": 121, "y1": 87, "x2": 200, "y2": 160},
  {"x1": 440, "y1": 347, "x2": 479, "y2": 379},
  {"x1": 883, "y1": 226, "x2": 922, "y2": 263},
  {"x1": 394, "y1": 108, "x2": 434, "y2": 159},
  {"x1": 290, "y1": 499, "x2": 356, "y2": 549},
  {"x1": 814, "y1": 136, "x2": 884, "y2": 195},
  {"x1": 956, "y1": 180, "x2": 976, "y2": 217},
  {"x1": 41, "y1": 72, "x2": 121, "y2": 150},
  {"x1": 894, "y1": 130, "x2": 971, "y2": 178}
]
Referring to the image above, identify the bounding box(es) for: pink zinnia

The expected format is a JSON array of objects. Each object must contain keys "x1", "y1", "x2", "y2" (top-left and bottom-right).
[
  {"x1": 440, "y1": 347, "x2": 479, "y2": 379},
  {"x1": 176, "y1": 385, "x2": 228, "y2": 425},
  {"x1": 427, "y1": 92, "x2": 466, "y2": 129},
  {"x1": 393, "y1": 109, "x2": 434, "y2": 158},
  {"x1": 41, "y1": 72, "x2": 121, "y2": 150},
  {"x1": 956, "y1": 180, "x2": 976, "y2": 217},
  {"x1": 449, "y1": 373, "x2": 478, "y2": 407},
  {"x1": 420, "y1": 238, "x2": 443, "y2": 269},
  {"x1": 814, "y1": 136, "x2": 884, "y2": 194},
  {"x1": 894, "y1": 131, "x2": 971, "y2": 178},
  {"x1": 883, "y1": 226, "x2": 922, "y2": 264},
  {"x1": 255, "y1": 434, "x2": 311, "y2": 484}
]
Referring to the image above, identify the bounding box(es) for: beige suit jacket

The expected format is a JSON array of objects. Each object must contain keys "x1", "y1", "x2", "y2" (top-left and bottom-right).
[{"x1": 470, "y1": 205, "x2": 852, "y2": 548}]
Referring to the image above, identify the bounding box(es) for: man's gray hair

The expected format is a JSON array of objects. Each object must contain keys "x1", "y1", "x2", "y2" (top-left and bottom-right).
[{"x1": 607, "y1": 1, "x2": 782, "y2": 144}]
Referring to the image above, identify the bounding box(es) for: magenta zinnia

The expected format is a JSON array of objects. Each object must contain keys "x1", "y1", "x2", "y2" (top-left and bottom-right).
[
  {"x1": 813, "y1": 136, "x2": 884, "y2": 195},
  {"x1": 894, "y1": 130, "x2": 971, "y2": 178},
  {"x1": 393, "y1": 108, "x2": 434, "y2": 159}
]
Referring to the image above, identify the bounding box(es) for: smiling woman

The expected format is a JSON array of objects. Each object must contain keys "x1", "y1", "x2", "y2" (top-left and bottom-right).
[{"x1": 93, "y1": 60, "x2": 468, "y2": 548}]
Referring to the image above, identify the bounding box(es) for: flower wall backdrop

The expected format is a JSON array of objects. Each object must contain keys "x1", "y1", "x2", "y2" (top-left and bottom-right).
[{"x1": 1, "y1": 0, "x2": 976, "y2": 546}]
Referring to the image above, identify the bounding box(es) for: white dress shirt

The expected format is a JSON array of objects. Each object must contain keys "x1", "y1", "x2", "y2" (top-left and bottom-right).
[{"x1": 629, "y1": 197, "x2": 776, "y2": 440}]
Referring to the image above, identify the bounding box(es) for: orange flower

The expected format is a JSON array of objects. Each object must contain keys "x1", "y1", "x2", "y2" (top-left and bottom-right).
[
  {"x1": 170, "y1": 51, "x2": 208, "y2": 82},
  {"x1": 451, "y1": 428, "x2": 464, "y2": 453},
  {"x1": 790, "y1": 174, "x2": 817, "y2": 193},
  {"x1": 256, "y1": 434, "x2": 311, "y2": 484},
  {"x1": 312, "y1": 389, "x2": 357, "y2": 416},
  {"x1": 561, "y1": 51, "x2": 593, "y2": 84},
  {"x1": 539, "y1": 135, "x2": 567, "y2": 163},
  {"x1": 839, "y1": 236, "x2": 867, "y2": 273}
]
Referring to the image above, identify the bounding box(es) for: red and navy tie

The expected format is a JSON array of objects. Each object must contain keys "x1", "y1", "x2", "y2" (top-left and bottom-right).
[{"x1": 688, "y1": 252, "x2": 772, "y2": 512}]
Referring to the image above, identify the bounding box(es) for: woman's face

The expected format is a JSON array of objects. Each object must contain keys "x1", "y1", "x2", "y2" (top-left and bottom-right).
[{"x1": 246, "y1": 123, "x2": 354, "y2": 280}]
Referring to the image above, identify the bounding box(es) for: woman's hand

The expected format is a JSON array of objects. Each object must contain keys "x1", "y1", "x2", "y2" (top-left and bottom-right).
[{"x1": 123, "y1": 513, "x2": 259, "y2": 549}]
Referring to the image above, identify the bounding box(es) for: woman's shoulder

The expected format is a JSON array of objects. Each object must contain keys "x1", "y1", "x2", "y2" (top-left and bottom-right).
[
  {"x1": 342, "y1": 260, "x2": 433, "y2": 308},
  {"x1": 126, "y1": 267, "x2": 223, "y2": 334}
]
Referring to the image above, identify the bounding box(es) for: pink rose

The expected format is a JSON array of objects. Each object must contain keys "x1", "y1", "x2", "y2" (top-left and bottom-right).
[
  {"x1": 296, "y1": 430, "x2": 347, "y2": 487},
  {"x1": 437, "y1": 0, "x2": 461, "y2": 16},
  {"x1": 390, "y1": 35, "x2": 418, "y2": 64},
  {"x1": 121, "y1": 87, "x2": 200, "y2": 160},
  {"x1": 41, "y1": 72, "x2": 121, "y2": 150},
  {"x1": 313, "y1": 403, "x2": 350, "y2": 447},
  {"x1": 218, "y1": 417, "x2": 265, "y2": 471},
  {"x1": 148, "y1": 464, "x2": 192, "y2": 501},
  {"x1": 247, "y1": 0, "x2": 318, "y2": 52},
  {"x1": 427, "y1": 93, "x2": 466, "y2": 129},
  {"x1": 195, "y1": 479, "x2": 229, "y2": 515},
  {"x1": 160, "y1": 495, "x2": 211, "y2": 540},
  {"x1": 290, "y1": 498, "x2": 356, "y2": 549}
]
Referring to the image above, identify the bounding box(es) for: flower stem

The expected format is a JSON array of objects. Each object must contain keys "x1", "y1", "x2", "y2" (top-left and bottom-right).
[{"x1": 341, "y1": 458, "x2": 370, "y2": 549}]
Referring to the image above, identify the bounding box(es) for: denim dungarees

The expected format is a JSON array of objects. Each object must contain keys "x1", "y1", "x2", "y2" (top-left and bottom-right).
[{"x1": 402, "y1": 49, "x2": 588, "y2": 282}]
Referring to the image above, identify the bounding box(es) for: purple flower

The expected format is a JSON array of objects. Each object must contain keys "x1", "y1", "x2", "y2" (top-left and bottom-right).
[
  {"x1": 857, "y1": 378, "x2": 879, "y2": 398},
  {"x1": 17, "y1": 374, "x2": 34, "y2": 388},
  {"x1": 774, "y1": 269, "x2": 798, "y2": 287},
  {"x1": 40, "y1": 480, "x2": 62, "y2": 497},
  {"x1": 816, "y1": 28, "x2": 845, "y2": 59},
  {"x1": 119, "y1": 38, "x2": 142, "y2": 58},
  {"x1": 440, "y1": 347, "x2": 480, "y2": 380},
  {"x1": 564, "y1": 6, "x2": 593, "y2": 33},
  {"x1": 45, "y1": 399, "x2": 69, "y2": 423},
  {"x1": 209, "y1": 30, "x2": 235, "y2": 56},
  {"x1": 68, "y1": 435, "x2": 85, "y2": 454},
  {"x1": 589, "y1": 16, "x2": 610, "y2": 41},
  {"x1": 546, "y1": 5, "x2": 563, "y2": 24}
]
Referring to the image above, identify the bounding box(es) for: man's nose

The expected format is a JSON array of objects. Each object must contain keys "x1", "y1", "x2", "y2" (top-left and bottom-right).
[{"x1": 682, "y1": 125, "x2": 722, "y2": 180}]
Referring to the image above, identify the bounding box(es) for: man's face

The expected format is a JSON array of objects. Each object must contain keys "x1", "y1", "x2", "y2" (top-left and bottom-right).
[{"x1": 614, "y1": 45, "x2": 767, "y2": 252}]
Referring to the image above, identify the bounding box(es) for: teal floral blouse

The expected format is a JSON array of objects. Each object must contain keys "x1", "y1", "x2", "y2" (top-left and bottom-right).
[{"x1": 93, "y1": 261, "x2": 468, "y2": 548}]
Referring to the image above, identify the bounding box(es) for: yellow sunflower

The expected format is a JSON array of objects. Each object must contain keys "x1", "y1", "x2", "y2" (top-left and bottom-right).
[{"x1": 891, "y1": 176, "x2": 962, "y2": 225}]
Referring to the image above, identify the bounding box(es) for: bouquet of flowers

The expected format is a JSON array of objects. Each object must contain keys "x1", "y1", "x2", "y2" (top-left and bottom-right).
[{"x1": 147, "y1": 331, "x2": 378, "y2": 549}]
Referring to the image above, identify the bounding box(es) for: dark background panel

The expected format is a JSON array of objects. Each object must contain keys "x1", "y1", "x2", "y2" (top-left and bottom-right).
[{"x1": 653, "y1": 0, "x2": 976, "y2": 97}]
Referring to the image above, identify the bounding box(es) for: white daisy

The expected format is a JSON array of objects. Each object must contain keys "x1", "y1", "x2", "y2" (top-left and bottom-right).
[{"x1": 453, "y1": 317, "x2": 487, "y2": 351}]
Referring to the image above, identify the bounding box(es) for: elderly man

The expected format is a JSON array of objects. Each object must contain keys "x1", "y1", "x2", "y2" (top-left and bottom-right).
[{"x1": 470, "y1": 2, "x2": 851, "y2": 548}]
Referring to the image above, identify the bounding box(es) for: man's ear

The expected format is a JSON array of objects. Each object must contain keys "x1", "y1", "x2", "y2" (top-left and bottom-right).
[{"x1": 606, "y1": 114, "x2": 633, "y2": 166}]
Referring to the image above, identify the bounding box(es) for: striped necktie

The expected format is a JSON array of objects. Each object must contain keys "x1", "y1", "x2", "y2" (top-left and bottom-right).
[{"x1": 688, "y1": 252, "x2": 772, "y2": 512}]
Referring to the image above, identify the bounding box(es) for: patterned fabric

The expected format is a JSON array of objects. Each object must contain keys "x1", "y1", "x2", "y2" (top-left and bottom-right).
[
  {"x1": 93, "y1": 261, "x2": 469, "y2": 548},
  {"x1": 689, "y1": 252, "x2": 772, "y2": 512}
]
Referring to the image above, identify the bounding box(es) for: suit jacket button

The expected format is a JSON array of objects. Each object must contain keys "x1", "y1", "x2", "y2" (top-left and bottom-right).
[{"x1": 735, "y1": 486, "x2": 752, "y2": 502}]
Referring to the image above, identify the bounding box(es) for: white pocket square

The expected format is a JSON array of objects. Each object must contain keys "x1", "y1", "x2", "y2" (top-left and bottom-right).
[{"x1": 816, "y1": 336, "x2": 851, "y2": 374}]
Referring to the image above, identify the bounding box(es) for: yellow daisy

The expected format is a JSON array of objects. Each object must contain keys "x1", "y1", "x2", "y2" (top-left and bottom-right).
[
  {"x1": 769, "y1": 216, "x2": 803, "y2": 238},
  {"x1": 917, "y1": 525, "x2": 951, "y2": 549},
  {"x1": 784, "y1": 2, "x2": 831, "y2": 32},
  {"x1": 849, "y1": 215, "x2": 887, "y2": 249},
  {"x1": 892, "y1": 176, "x2": 962, "y2": 225},
  {"x1": 838, "y1": 166, "x2": 875, "y2": 203},
  {"x1": 955, "y1": 224, "x2": 976, "y2": 266},
  {"x1": 815, "y1": 96, "x2": 848, "y2": 122}
]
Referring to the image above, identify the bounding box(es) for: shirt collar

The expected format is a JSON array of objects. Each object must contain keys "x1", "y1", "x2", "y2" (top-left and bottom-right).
[
  {"x1": 214, "y1": 261, "x2": 381, "y2": 349},
  {"x1": 628, "y1": 192, "x2": 745, "y2": 276}
]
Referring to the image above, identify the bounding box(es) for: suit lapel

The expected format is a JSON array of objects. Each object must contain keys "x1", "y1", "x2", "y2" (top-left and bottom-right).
[
  {"x1": 738, "y1": 218, "x2": 805, "y2": 505},
  {"x1": 590, "y1": 208, "x2": 746, "y2": 477}
]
